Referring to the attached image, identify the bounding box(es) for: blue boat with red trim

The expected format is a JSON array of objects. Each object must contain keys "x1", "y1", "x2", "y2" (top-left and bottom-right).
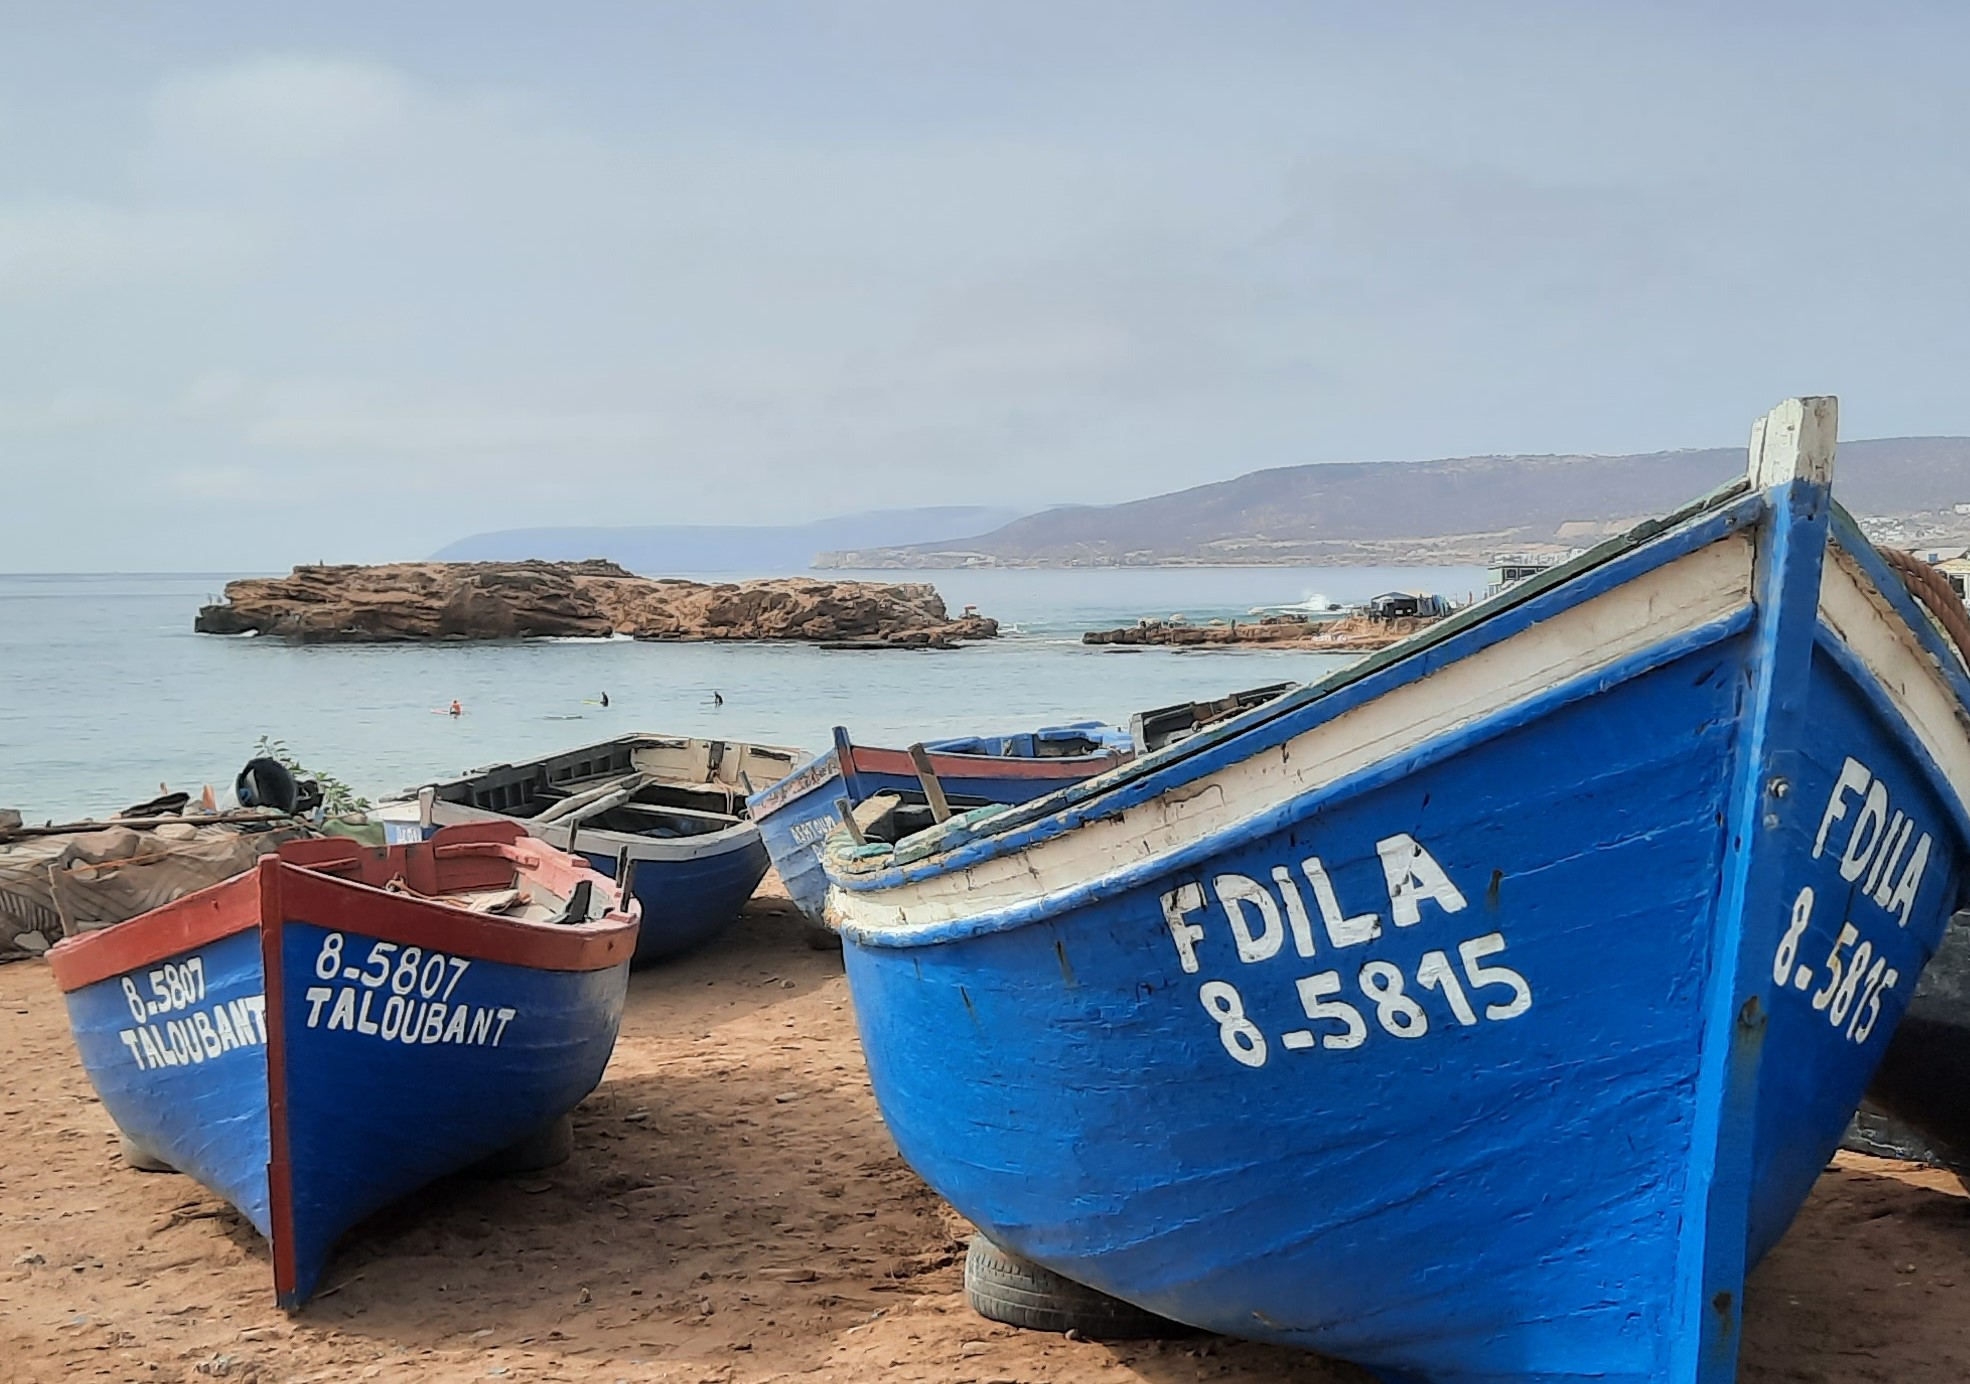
[
  {"x1": 746, "y1": 722, "x2": 1131, "y2": 937},
  {"x1": 47, "y1": 821, "x2": 639, "y2": 1308},
  {"x1": 381, "y1": 734, "x2": 803, "y2": 963},
  {"x1": 823, "y1": 398, "x2": 1970, "y2": 1383}
]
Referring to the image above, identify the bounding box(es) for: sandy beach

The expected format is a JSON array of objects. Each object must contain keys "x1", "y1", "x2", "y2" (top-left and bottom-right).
[{"x1": 4, "y1": 882, "x2": 1968, "y2": 1384}]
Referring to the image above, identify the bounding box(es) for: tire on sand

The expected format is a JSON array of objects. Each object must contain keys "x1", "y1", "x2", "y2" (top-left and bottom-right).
[
  {"x1": 963, "y1": 1235, "x2": 1194, "y2": 1339},
  {"x1": 118, "y1": 1132, "x2": 178, "y2": 1173}
]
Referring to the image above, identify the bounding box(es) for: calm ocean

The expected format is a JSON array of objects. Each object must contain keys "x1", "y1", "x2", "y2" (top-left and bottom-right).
[{"x1": 0, "y1": 565, "x2": 1482, "y2": 822}]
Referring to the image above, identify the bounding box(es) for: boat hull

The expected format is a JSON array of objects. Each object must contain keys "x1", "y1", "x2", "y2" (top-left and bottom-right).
[
  {"x1": 381, "y1": 733, "x2": 799, "y2": 963},
  {"x1": 750, "y1": 733, "x2": 1126, "y2": 927},
  {"x1": 271, "y1": 911, "x2": 628, "y2": 1302},
  {"x1": 827, "y1": 404, "x2": 1970, "y2": 1384},
  {"x1": 51, "y1": 827, "x2": 637, "y2": 1307},
  {"x1": 386, "y1": 802, "x2": 769, "y2": 964},
  {"x1": 561, "y1": 828, "x2": 771, "y2": 962},
  {"x1": 61, "y1": 923, "x2": 275, "y2": 1232},
  {"x1": 844, "y1": 636, "x2": 1955, "y2": 1380}
]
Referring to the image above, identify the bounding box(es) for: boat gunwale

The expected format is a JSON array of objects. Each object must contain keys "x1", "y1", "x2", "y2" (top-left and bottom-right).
[
  {"x1": 748, "y1": 725, "x2": 1128, "y2": 822},
  {"x1": 846, "y1": 741, "x2": 1128, "y2": 780},
  {"x1": 1813, "y1": 621, "x2": 1970, "y2": 849},
  {"x1": 549, "y1": 815, "x2": 765, "y2": 861},
  {"x1": 825, "y1": 485, "x2": 1770, "y2": 896},
  {"x1": 833, "y1": 603, "x2": 1758, "y2": 949},
  {"x1": 49, "y1": 825, "x2": 639, "y2": 990},
  {"x1": 1825, "y1": 504, "x2": 1970, "y2": 722},
  {"x1": 47, "y1": 867, "x2": 259, "y2": 992},
  {"x1": 395, "y1": 731, "x2": 808, "y2": 807}
]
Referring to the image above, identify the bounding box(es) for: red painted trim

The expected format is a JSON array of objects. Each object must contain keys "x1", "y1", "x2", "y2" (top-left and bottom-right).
[
  {"x1": 47, "y1": 821, "x2": 639, "y2": 992},
  {"x1": 275, "y1": 863, "x2": 638, "y2": 971},
  {"x1": 260, "y1": 856, "x2": 301, "y2": 1309},
  {"x1": 48, "y1": 872, "x2": 260, "y2": 993},
  {"x1": 847, "y1": 744, "x2": 1122, "y2": 782}
]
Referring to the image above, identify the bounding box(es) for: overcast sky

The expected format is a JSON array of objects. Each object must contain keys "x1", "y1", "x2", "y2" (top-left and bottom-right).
[{"x1": 4, "y1": 1, "x2": 1969, "y2": 570}]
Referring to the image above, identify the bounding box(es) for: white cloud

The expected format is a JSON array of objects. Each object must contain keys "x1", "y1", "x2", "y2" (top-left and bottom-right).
[
  {"x1": 0, "y1": 199, "x2": 260, "y2": 297},
  {"x1": 150, "y1": 55, "x2": 415, "y2": 163}
]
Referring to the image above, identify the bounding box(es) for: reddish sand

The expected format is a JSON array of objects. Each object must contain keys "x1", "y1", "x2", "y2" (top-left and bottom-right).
[{"x1": 3, "y1": 885, "x2": 1968, "y2": 1383}]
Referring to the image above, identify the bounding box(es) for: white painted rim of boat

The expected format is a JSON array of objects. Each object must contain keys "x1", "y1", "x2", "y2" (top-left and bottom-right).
[
  {"x1": 413, "y1": 800, "x2": 761, "y2": 863},
  {"x1": 826, "y1": 532, "x2": 1757, "y2": 931},
  {"x1": 1820, "y1": 545, "x2": 1970, "y2": 801},
  {"x1": 828, "y1": 531, "x2": 1970, "y2": 936},
  {"x1": 538, "y1": 820, "x2": 761, "y2": 863}
]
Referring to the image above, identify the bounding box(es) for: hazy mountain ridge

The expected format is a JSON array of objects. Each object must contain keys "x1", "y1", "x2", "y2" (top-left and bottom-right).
[
  {"x1": 813, "y1": 439, "x2": 1970, "y2": 568},
  {"x1": 434, "y1": 505, "x2": 1030, "y2": 573}
]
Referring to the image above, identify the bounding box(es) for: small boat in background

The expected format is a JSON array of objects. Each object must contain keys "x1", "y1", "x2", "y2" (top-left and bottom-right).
[
  {"x1": 381, "y1": 735, "x2": 802, "y2": 963},
  {"x1": 48, "y1": 823, "x2": 638, "y2": 1308},
  {"x1": 1129, "y1": 683, "x2": 1296, "y2": 752},
  {"x1": 747, "y1": 722, "x2": 1130, "y2": 943},
  {"x1": 822, "y1": 398, "x2": 1970, "y2": 1382}
]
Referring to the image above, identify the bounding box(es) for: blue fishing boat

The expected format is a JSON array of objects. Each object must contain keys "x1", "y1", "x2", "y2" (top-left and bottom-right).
[
  {"x1": 747, "y1": 722, "x2": 1130, "y2": 936},
  {"x1": 384, "y1": 734, "x2": 803, "y2": 963},
  {"x1": 48, "y1": 822, "x2": 638, "y2": 1308},
  {"x1": 822, "y1": 398, "x2": 1970, "y2": 1383}
]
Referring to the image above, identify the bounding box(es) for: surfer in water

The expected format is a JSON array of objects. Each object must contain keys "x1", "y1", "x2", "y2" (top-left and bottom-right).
[
  {"x1": 600, "y1": 691, "x2": 609, "y2": 708},
  {"x1": 449, "y1": 699, "x2": 462, "y2": 718},
  {"x1": 713, "y1": 690, "x2": 724, "y2": 707}
]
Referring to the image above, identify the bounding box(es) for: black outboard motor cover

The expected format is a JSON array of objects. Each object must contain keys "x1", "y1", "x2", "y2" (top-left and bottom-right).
[{"x1": 235, "y1": 757, "x2": 300, "y2": 815}]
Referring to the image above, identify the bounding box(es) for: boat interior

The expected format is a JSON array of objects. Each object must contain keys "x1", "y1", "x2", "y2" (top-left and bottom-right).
[
  {"x1": 437, "y1": 736, "x2": 803, "y2": 840},
  {"x1": 282, "y1": 829, "x2": 613, "y2": 924},
  {"x1": 1129, "y1": 682, "x2": 1296, "y2": 753},
  {"x1": 928, "y1": 722, "x2": 1120, "y2": 760},
  {"x1": 838, "y1": 791, "x2": 1004, "y2": 848}
]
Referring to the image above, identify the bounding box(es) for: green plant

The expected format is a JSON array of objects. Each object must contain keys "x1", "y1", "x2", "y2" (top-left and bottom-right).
[{"x1": 253, "y1": 736, "x2": 372, "y2": 814}]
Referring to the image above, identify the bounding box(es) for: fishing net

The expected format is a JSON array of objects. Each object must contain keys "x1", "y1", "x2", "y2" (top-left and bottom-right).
[{"x1": 0, "y1": 822, "x2": 309, "y2": 963}]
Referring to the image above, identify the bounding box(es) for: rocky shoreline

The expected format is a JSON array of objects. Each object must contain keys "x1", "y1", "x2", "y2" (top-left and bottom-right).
[
  {"x1": 1083, "y1": 613, "x2": 1441, "y2": 652},
  {"x1": 194, "y1": 562, "x2": 998, "y2": 646}
]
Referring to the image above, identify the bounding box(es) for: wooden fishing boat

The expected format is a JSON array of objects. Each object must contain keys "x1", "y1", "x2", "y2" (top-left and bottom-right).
[
  {"x1": 746, "y1": 722, "x2": 1130, "y2": 937},
  {"x1": 381, "y1": 734, "x2": 801, "y2": 963},
  {"x1": 1129, "y1": 683, "x2": 1295, "y2": 752},
  {"x1": 47, "y1": 822, "x2": 638, "y2": 1308},
  {"x1": 822, "y1": 398, "x2": 1970, "y2": 1383}
]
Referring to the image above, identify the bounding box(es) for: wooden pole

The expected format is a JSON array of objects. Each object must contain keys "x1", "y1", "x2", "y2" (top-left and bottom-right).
[
  {"x1": 836, "y1": 797, "x2": 867, "y2": 845},
  {"x1": 907, "y1": 744, "x2": 953, "y2": 823},
  {"x1": 0, "y1": 809, "x2": 298, "y2": 842}
]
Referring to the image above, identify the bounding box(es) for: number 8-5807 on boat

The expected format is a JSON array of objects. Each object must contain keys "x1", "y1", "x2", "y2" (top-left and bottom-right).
[{"x1": 822, "y1": 397, "x2": 1970, "y2": 1384}]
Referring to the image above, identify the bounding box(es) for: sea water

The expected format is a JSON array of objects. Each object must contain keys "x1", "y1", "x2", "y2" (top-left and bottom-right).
[{"x1": 0, "y1": 566, "x2": 1482, "y2": 821}]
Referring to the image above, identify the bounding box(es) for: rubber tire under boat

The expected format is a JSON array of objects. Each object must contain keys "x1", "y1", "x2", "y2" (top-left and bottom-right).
[
  {"x1": 118, "y1": 1133, "x2": 178, "y2": 1174},
  {"x1": 962, "y1": 1235, "x2": 1193, "y2": 1339},
  {"x1": 467, "y1": 1113, "x2": 575, "y2": 1176}
]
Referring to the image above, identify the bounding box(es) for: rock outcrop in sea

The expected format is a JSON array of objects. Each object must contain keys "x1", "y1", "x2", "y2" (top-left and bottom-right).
[
  {"x1": 1082, "y1": 613, "x2": 1439, "y2": 652},
  {"x1": 194, "y1": 562, "x2": 999, "y2": 646}
]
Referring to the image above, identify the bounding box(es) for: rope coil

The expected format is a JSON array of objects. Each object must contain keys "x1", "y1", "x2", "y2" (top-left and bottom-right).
[{"x1": 1881, "y1": 547, "x2": 1970, "y2": 673}]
